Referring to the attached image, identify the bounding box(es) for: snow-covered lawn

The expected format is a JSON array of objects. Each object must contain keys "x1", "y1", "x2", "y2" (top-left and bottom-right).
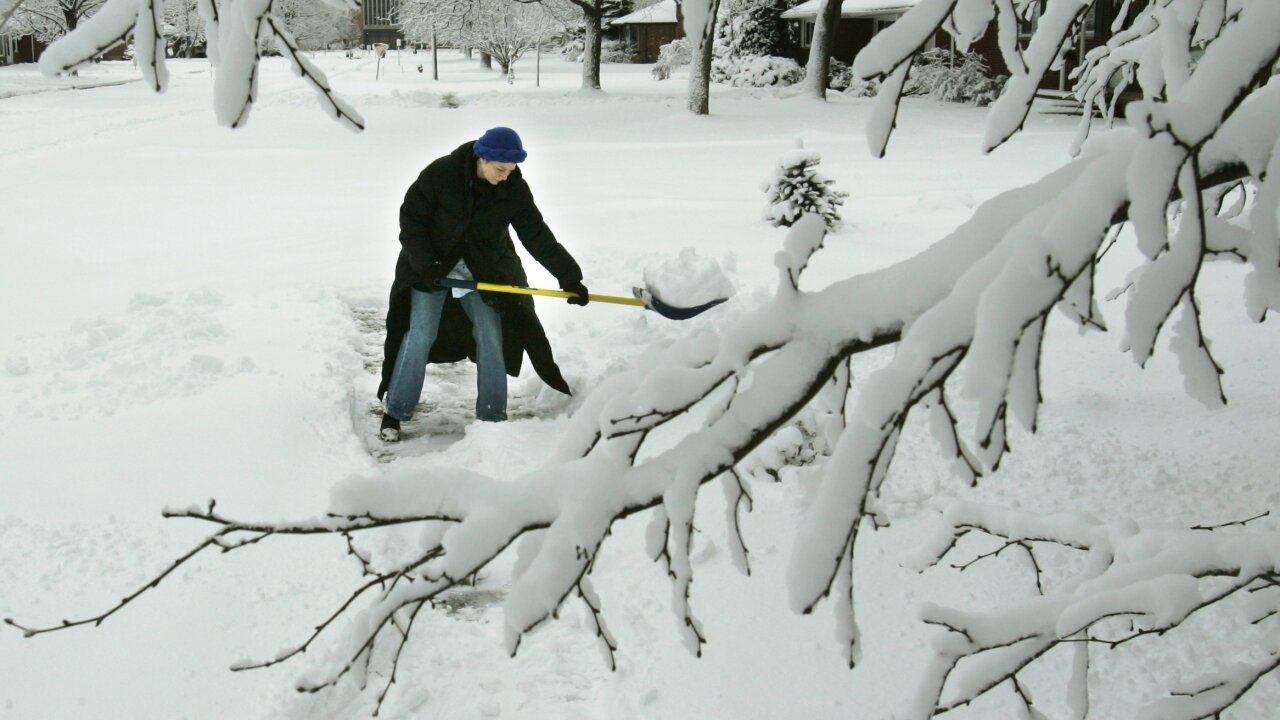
[{"x1": 1, "y1": 51, "x2": 1277, "y2": 719}]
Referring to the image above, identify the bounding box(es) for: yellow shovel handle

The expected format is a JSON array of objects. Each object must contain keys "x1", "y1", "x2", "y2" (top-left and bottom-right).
[{"x1": 472, "y1": 281, "x2": 646, "y2": 307}]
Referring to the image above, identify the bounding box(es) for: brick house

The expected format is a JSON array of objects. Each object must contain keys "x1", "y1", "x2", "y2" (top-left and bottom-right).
[
  {"x1": 782, "y1": 0, "x2": 1126, "y2": 90},
  {"x1": 608, "y1": 0, "x2": 685, "y2": 64},
  {"x1": 1, "y1": 33, "x2": 45, "y2": 65}
]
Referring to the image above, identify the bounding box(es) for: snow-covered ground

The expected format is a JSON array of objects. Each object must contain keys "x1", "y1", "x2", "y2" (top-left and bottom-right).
[{"x1": 1, "y1": 50, "x2": 1277, "y2": 719}]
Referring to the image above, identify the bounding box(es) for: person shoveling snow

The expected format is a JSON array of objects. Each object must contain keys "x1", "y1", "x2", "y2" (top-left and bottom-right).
[
  {"x1": 378, "y1": 128, "x2": 730, "y2": 443},
  {"x1": 379, "y1": 127, "x2": 590, "y2": 441}
]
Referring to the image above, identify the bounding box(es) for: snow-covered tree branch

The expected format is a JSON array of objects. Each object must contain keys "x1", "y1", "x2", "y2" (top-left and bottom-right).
[
  {"x1": 0, "y1": 0, "x2": 25, "y2": 33},
  {"x1": 904, "y1": 501, "x2": 1280, "y2": 719},
  {"x1": 11, "y1": 0, "x2": 105, "y2": 43},
  {"x1": 10, "y1": 0, "x2": 1280, "y2": 716},
  {"x1": 37, "y1": 0, "x2": 364, "y2": 129}
]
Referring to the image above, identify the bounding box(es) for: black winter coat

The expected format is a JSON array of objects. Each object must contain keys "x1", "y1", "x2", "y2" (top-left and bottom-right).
[{"x1": 379, "y1": 141, "x2": 583, "y2": 399}]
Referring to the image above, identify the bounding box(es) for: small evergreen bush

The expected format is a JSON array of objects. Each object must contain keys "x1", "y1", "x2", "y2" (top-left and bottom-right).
[{"x1": 761, "y1": 145, "x2": 848, "y2": 230}]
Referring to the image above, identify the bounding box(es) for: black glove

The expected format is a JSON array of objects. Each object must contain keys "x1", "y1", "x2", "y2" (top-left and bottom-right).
[
  {"x1": 561, "y1": 279, "x2": 589, "y2": 306},
  {"x1": 420, "y1": 261, "x2": 447, "y2": 289}
]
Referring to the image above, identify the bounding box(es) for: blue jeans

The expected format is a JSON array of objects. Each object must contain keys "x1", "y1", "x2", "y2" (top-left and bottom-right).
[{"x1": 384, "y1": 289, "x2": 507, "y2": 422}]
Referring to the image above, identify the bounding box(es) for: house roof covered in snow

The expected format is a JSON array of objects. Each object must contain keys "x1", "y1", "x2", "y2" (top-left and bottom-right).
[
  {"x1": 780, "y1": 0, "x2": 921, "y2": 20},
  {"x1": 609, "y1": 0, "x2": 678, "y2": 25}
]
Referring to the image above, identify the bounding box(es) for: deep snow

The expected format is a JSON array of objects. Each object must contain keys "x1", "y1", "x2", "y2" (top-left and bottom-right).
[{"x1": 1, "y1": 49, "x2": 1277, "y2": 719}]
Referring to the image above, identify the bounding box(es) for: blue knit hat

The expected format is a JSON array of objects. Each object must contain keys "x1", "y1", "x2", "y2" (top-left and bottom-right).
[{"x1": 473, "y1": 127, "x2": 527, "y2": 163}]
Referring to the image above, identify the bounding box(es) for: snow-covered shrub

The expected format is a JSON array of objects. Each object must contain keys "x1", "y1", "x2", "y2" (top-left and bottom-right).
[
  {"x1": 827, "y1": 58, "x2": 853, "y2": 92},
  {"x1": 712, "y1": 55, "x2": 804, "y2": 88},
  {"x1": 843, "y1": 76, "x2": 879, "y2": 97},
  {"x1": 560, "y1": 37, "x2": 634, "y2": 64},
  {"x1": 651, "y1": 38, "x2": 691, "y2": 80},
  {"x1": 761, "y1": 145, "x2": 848, "y2": 230},
  {"x1": 902, "y1": 47, "x2": 1005, "y2": 106},
  {"x1": 601, "y1": 39, "x2": 637, "y2": 63},
  {"x1": 559, "y1": 35, "x2": 583, "y2": 61}
]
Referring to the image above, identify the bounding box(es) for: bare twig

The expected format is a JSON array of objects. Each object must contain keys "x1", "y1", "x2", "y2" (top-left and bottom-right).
[{"x1": 1191, "y1": 510, "x2": 1271, "y2": 531}]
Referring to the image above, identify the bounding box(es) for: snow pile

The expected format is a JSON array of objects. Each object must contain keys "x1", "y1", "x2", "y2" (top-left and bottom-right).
[{"x1": 642, "y1": 248, "x2": 735, "y2": 307}]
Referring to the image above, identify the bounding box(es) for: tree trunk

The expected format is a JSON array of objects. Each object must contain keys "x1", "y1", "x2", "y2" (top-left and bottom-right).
[
  {"x1": 65, "y1": 8, "x2": 79, "y2": 73},
  {"x1": 804, "y1": 0, "x2": 843, "y2": 100},
  {"x1": 580, "y1": 3, "x2": 603, "y2": 90},
  {"x1": 687, "y1": 0, "x2": 720, "y2": 115}
]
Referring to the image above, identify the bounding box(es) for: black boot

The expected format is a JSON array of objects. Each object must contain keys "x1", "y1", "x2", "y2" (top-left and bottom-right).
[{"x1": 380, "y1": 414, "x2": 401, "y2": 442}]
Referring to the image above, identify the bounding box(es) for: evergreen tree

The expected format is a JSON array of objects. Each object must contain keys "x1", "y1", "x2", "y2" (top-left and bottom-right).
[
  {"x1": 761, "y1": 143, "x2": 847, "y2": 229},
  {"x1": 719, "y1": 0, "x2": 792, "y2": 58}
]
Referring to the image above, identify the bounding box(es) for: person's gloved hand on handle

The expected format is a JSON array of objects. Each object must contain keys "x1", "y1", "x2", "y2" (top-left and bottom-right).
[{"x1": 561, "y1": 279, "x2": 590, "y2": 306}]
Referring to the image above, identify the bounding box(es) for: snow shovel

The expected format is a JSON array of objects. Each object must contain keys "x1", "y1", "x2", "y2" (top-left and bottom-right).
[{"x1": 434, "y1": 278, "x2": 727, "y2": 321}]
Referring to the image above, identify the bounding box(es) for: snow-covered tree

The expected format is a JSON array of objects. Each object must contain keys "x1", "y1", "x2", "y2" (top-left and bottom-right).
[
  {"x1": 761, "y1": 144, "x2": 847, "y2": 229},
  {"x1": 11, "y1": 0, "x2": 104, "y2": 43},
  {"x1": 400, "y1": 0, "x2": 571, "y2": 67},
  {"x1": 163, "y1": 0, "x2": 202, "y2": 57},
  {"x1": 273, "y1": 0, "x2": 357, "y2": 51},
  {"x1": 718, "y1": 0, "x2": 790, "y2": 59},
  {"x1": 14, "y1": 1, "x2": 1280, "y2": 718},
  {"x1": 400, "y1": 0, "x2": 570, "y2": 77},
  {"x1": 36, "y1": 0, "x2": 365, "y2": 127}
]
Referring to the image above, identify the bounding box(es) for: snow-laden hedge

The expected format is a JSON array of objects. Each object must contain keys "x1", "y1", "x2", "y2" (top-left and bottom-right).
[{"x1": 711, "y1": 54, "x2": 804, "y2": 88}]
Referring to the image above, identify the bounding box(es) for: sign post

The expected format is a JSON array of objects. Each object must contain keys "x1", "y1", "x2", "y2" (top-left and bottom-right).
[{"x1": 373, "y1": 42, "x2": 389, "y2": 80}]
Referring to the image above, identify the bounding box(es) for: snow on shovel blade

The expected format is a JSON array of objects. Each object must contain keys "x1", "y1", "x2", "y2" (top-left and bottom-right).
[{"x1": 633, "y1": 287, "x2": 728, "y2": 321}]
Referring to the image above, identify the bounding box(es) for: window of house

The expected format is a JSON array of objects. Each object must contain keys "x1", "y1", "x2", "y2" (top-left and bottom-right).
[{"x1": 1019, "y1": 0, "x2": 1104, "y2": 39}]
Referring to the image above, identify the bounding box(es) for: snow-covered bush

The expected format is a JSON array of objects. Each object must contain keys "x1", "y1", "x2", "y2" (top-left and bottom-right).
[
  {"x1": 827, "y1": 58, "x2": 853, "y2": 92},
  {"x1": 601, "y1": 39, "x2": 637, "y2": 63},
  {"x1": 564, "y1": 38, "x2": 636, "y2": 64},
  {"x1": 559, "y1": 36, "x2": 583, "y2": 61},
  {"x1": 902, "y1": 47, "x2": 1005, "y2": 106},
  {"x1": 712, "y1": 54, "x2": 803, "y2": 87},
  {"x1": 651, "y1": 38, "x2": 691, "y2": 80},
  {"x1": 761, "y1": 145, "x2": 847, "y2": 230},
  {"x1": 843, "y1": 75, "x2": 879, "y2": 97}
]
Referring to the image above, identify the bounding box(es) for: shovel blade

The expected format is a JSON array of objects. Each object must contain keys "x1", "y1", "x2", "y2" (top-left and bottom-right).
[{"x1": 633, "y1": 287, "x2": 728, "y2": 321}]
